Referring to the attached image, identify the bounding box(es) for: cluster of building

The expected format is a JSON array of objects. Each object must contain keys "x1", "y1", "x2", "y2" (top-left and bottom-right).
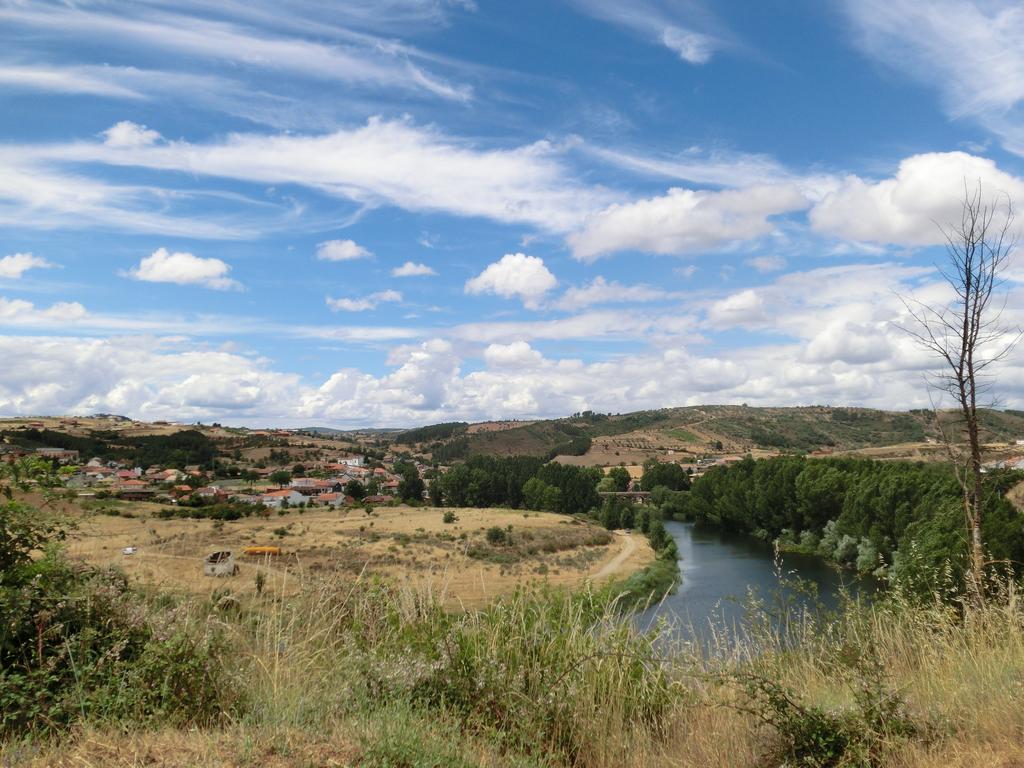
[{"x1": 32, "y1": 450, "x2": 431, "y2": 509}]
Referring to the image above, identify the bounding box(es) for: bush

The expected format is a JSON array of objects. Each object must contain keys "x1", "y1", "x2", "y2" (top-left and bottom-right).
[
  {"x1": 731, "y1": 647, "x2": 921, "y2": 767},
  {"x1": 485, "y1": 526, "x2": 508, "y2": 545},
  {"x1": 442, "y1": 510, "x2": 458, "y2": 524},
  {"x1": 0, "y1": 539, "x2": 235, "y2": 735},
  {"x1": 410, "y1": 587, "x2": 674, "y2": 763}
]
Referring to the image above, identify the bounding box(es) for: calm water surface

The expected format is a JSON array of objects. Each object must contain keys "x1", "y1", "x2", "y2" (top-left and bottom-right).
[{"x1": 638, "y1": 520, "x2": 876, "y2": 644}]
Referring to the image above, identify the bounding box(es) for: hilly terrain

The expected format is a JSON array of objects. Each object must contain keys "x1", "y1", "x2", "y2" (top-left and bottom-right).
[{"x1": 394, "y1": 405, "x2": 1024, "y2": 466}]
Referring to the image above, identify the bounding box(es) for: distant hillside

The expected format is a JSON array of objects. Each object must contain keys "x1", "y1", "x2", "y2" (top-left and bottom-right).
[{"x1": 398, "y1": 406, "x2": 1024, "y2": 464}]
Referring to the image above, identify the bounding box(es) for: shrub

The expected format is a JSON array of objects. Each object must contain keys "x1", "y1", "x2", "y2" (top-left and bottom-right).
[
  {"x1": 0, "y1": 504, "x2": 237, "y2": 735},
  {"x1": 442, "y1": 510, "x2": 458, "y2": 524},
  {"x1": 485, "y1": 526, "x2": 507, "y2": 545}
]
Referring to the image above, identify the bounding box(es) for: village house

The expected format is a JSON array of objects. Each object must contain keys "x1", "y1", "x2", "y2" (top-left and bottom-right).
[
  {"x1": 260, "y1": 489, "x2": 305, "y2": 508},
  {"x1": 315, "y1": 492, "x2": 355, "y2": 508},
  {"x1": 335, "y1": 454, "x2": 365, "y2": 467},
  {"x1": 36, "y1": 447, "x2": 80, "y2": 463},
  {"x1": 115, "y1": 479, "x2": 155, "y2": 501}
]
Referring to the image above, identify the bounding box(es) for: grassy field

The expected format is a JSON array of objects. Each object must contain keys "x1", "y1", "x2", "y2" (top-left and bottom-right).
[
  {"x1": 7, "y1": 573, "x2": 1024, "y2": 767},
  {"x1": 64, "y1": 502, "x2": 653, "y2": 609}
]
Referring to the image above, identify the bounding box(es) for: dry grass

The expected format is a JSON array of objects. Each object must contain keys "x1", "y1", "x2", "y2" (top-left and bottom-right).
[
  {"x1": 64, "y1": 503, "x2": 653, "y2": 608},
  {"x1": 8, "y1": 576, "x2": 1024, "y2": 767}
]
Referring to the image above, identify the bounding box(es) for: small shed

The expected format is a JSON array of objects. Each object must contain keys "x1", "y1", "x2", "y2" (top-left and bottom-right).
[{"x1": 204, "y1": 550, "x2": 238, "y2": 577}]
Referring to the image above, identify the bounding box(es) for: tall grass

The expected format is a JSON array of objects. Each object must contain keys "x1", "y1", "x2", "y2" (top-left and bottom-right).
[{"x1": 8, "y1": 568, "x2": 1024, "y2": 767}]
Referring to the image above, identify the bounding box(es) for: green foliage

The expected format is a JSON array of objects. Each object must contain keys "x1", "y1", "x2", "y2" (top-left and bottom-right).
[
  {"x1": 269, "y1": 469, "x2": 292, "y2": 487},
  {"x1": 485, "y1": 526, "x2": 508, "y2": 545},
  {"x1": 346, "y1": 479, "x2": 366, "y2": 500},
  {"x1": 394, "y1": 421, "x2": 469, "y2": 445},
  {"x1": 684, "y1": 455, "x2": 1024, "y2": 591},
  {"x1": 640, "y1": 459, "x2": 690, "y2": 492},
  {"x1": 157, "y1": 501, "x2": 262, "y2": 521},
  {"x1": 2, "y1": 428, "x2": 217, "y2": 469},
  {"x1": 442, "y1": 510, "x2": 458, "y2": 524},
  {"x1": 0, "y1": 488, "x2": 236, "y2": 735},
  {"x1": 408, "y1": 587, "x2": 674, "y2": 763},
  {"x1": 607, "y1": 466, "x2": 632, "y2": 491},
  {"x1": 732, "y1": 648, "x2": 920, "y2": 767},
  {"x1": 395, "y1": 461, "x2": 425, "y2": 503}
]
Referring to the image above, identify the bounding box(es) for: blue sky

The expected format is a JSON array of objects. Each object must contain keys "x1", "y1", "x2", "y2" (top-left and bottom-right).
[{"x1": 2, "y1": 0, "x2": 1024, "y2": 426}]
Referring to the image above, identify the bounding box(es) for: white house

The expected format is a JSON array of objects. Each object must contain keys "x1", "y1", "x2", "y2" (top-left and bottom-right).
[
  {"x1": 261, "y1": 489, "x2": 305, "y2": 508},
  {"x1": 336, "y1": 455, "x2": 365, "y2": 467}
]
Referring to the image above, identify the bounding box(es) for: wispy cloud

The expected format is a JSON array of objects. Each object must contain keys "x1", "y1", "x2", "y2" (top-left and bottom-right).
[
  {"x1": 565, "y1": 0, "x2": 732, "y2": 64},
  {"x1": 0, "y1": 2, "x2": 473, "y2": 102},
  {"x1": 843, "y1": 0, "x2": 1024, "y2": 154},
  {"x1": 327, "y1": 290, "x2": 403, "y2": 312}
]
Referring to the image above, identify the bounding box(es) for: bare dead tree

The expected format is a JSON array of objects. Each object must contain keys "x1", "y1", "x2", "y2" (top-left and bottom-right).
[{"x1": 900, "y1": 183, "x2": 1020, "y2": 604}]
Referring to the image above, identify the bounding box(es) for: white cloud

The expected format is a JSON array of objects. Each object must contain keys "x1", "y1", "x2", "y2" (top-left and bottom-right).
[
  {"x1": 581, "y1": 144, "x2": 791, "y2": 188},
  {"x1": 316, "y1": 239, "x2": 373, "y2": 261},
  {"x1": 706, "y1": 289, "x2": 765, "y2": 327},
  {"x1": 326, "y1": 290, "x2": 403, "y2": 312},
  {"x1": 567, "y1": 0, "x2": 727, "y2": 64},
  {"x1": 1, "y1": 263, "x2": 1022, "y2": 425},
  {"x1": 0, "y1": 3, "x2": 472, "y2": 102},
  {"x1": 483, "y1": 341, "x2": 544, "y2": 369},
  {"x1": 102, "y1": 121, "x2": 161, "y2": 148},
  {"x1": 0, "y1": 297, "x2": 87, "y2": 325},
  {"x1": 569, "y1": 183, "x2": 809, "y2": 260},
  {"x1": 843, "y1": 0, "x2": 1024, "y2": 154},
  {"x1": 33, "y1": 117, "x2": 612, "y2": 234},
  {"x1": 465, "y1": 253, "x2": 557, "y2": 308},
  {"x1": 0, "y1": 252, "x2": 54, "y2": 279},
  {"x1": 0, "y1": 152, "x2": 262, "y2": 238},
  {"x1": 745, "y1": 255, "x2": 787, "y2": 274},
  {"x1": 660, "y1": 26, "x2": 715, "y2": 64},
  {"x1": 0, "y1": 65, "x2": 143, "y2": 98},
  {"x1": 809, "y1": 151, "x2": 1024, "y2": 245},
  {"x1": 391, "y1": 261, "x2": 437, "y2": 277},
  {"x1": 557, "y1": 276, "x2": 684, "y2": 310},
  {"x1": 126, "y1": 247, "x2": 242, "y2": 290}
]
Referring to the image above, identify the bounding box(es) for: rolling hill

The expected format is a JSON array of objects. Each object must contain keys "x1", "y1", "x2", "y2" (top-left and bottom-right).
[{"x1": 395, "y1": 405, "x2": 1024, "y2": 465}]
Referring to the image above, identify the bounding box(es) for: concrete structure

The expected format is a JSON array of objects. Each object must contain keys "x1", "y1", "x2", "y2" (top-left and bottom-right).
[{"x1": 204, "y1": 550, "x2": 238, "y2": 577}]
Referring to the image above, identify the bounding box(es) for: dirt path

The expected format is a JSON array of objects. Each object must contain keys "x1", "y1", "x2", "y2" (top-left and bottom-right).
[{"x1": 590, "y1": 531, "x2": 639, "y2": 580}]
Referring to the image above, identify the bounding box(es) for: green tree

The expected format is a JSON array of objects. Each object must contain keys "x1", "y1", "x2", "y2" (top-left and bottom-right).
[
  {"x1": 607, "y1": 466, "x2": 632, "y2": 491},
  {"x1": 641, "y1": 459, "x2": 690, "y2": 491},
  {"x1": 345, "y1": 479, "x2": 366, "y2": 500},
  {"x1": 269, "y1": 470, "x2": 292, "y2": 488},
  {"x1": 395, "y1": 462, "x2": 425, "y2": 503}
]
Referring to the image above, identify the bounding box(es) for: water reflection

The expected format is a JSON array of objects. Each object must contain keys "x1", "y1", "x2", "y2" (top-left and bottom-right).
[{"x1": 637, "y1": 520, "x2": 877, "y2": 647}]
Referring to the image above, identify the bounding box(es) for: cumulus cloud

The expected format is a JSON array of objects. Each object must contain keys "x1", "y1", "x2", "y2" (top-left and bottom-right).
[
  {"x1": 316, "y1": 239, "x2": 373, "y2": 261},
  {"x1": 483, "y1": 341, "x2": 544, "y2": 368},
  {"x1": 2, "y1": 268, "x2": 1023, "y2": 426},
  {"x1": 102, "y1": 120, "x2": 161, "y2": 148},
  {"x1": 557, "y1": 276, "x2": 685, "y2": 311},
  {"x1": 391, "y1": 261, "x2": 437, "y2": 277},
  {"x1": 125, "y1": 247, "x2": 242, "y2": 290},
  {"x1": 326, "y1": 290, "x2": 402, "y2": 312},
  {"x1": 809, "y1": 151, "x2": 1024, "y2": 245},
  {"x1": 569, "y1": 183, "x2": 809, "y2": 260},
  {"x1": 0, "y1": 297, "x2": 87, "y2": 325},
  {"x1": 465, "y1": 253, "x2": 557, "y2": 308},
  {"x1": 0, "y1": 252, "x2": 54, "y2": 279}
]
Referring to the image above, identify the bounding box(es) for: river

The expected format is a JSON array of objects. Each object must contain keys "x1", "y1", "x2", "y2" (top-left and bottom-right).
[{"x1": 637, "y1": 520, "x2": 877, "y2": 645}]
